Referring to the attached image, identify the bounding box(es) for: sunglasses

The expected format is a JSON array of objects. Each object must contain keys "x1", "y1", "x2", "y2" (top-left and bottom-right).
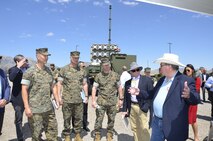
[
  {"x1": 131, "y1": 68, "x2": 141, "y2": 72},
  {"x1": 186, "y1": 69, "x2": 191, "y2": 72},
  {"x1": 160, "y1": 63, "x2": 169, "y2": 67}
]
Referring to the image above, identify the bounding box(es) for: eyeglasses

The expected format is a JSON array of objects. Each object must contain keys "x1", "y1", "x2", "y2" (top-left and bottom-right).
[{"x1": 131, "y1": 68, "x2": 141, "y2": 72}]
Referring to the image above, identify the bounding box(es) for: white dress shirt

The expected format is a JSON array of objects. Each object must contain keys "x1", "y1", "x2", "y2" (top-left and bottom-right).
[{"x1": 131, "y1": 76, "x2": 140, "y2": 102}]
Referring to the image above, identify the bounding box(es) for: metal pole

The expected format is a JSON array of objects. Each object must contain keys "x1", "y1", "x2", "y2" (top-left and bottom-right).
[
  {"x1": 76, "y1": 45, "x2": 78, "y2": 51},
  {"x1": 108, "y1": 5, "x2": 112, "y2": 45},
  {"x1": 168, "y1": 42, "x2": 172, "y2": 53}
]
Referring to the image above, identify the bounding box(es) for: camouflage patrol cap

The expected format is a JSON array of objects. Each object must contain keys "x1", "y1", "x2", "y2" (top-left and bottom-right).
[
  {"x1": 50, "y1": 63, "x2": 55, "y2": 66},
  {"x1": 70, "y1": 51, "x2": 80, "y2": 57},
  {"x1": 101, "y1": 58, "x2": 110, "y2": 65},
  {"x1": 144, "y1": 67, "x2": 151, "y2": 73},
  {"x1": 36, "y1": 48, "x2": 51, "y2": 56}
]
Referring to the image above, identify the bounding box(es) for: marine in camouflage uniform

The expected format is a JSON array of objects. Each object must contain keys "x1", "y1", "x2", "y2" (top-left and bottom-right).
[
  {"x1": 58, "y1": 51, "x2": 88, "y2": 141},
  {"x1": 91, "y1": 59, "x2": 123, "y2": 141},
  {"x1": 21, "y1": 48, "x2": 59, "y2": 141},
  {"x1": 50, "y1": 63, "x2": 59, "y2": 81}
]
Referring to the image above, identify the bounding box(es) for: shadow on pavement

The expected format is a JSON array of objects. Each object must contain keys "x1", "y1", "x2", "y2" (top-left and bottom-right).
[
  {"x1": 117, "y1": 133, "x2": 134, "y2": 141},
  {"x1": 90, "y1": 128, "x2": 133, "y2": 141}
]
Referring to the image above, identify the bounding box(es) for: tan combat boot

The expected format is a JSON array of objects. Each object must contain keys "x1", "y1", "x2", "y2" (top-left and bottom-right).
[
  {"x1": 106, "y1": 132, "x2": 113, "y2": 141},
  {"x1": 74, "y1": 133, "x2": 83, "y2": 141},
  {"x1": 64, "y1": 135, "x2": 71, "y2": 141},
  {"x1": 94, "y1": 132, "x2": 101, "y2": 141}
]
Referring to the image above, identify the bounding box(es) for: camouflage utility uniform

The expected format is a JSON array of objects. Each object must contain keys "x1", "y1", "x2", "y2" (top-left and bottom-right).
[
  {"x1": 58, "y1": 64, "x2": 87, "y2": 135},
  {"x1": 21, "y1": 65, "x2": 58, "y2": 141},
  {"x1": 51, "y1": 69, "x2": 59, "y2": 81},
  {"x1": 93, "y1": 71, "x2": 120, "y2": 134}
]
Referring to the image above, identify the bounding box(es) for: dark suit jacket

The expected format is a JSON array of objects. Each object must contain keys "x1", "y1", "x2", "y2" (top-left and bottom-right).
[
  {"x1": 8, "y1": 66, "x2": 23, "y2": 97},
  {"x1": 122, "y1": 75, "x2": 154, "y2": 115},
  {"x1": 201, "y1": 73, "x2": 210, "y2": 87},
  {"x1": 139, "y1": 71, "x2": 200, "y2": 141},
  {"x1": 0, "y1": 69, "x2": 11, "y2": 113}
]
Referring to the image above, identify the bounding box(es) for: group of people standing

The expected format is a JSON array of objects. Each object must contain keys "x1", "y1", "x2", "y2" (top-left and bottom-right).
[
  {"x1": 0, "y1": 49, "x2": 207, "y2": 141},
  {"x1": 121, "y1": 53, "x2": 201, "y2": 141}
]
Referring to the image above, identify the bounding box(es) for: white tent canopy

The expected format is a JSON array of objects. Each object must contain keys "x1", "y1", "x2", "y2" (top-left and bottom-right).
[{"x1": 136, "y1": 0, "x2": 213, "y2": 15}]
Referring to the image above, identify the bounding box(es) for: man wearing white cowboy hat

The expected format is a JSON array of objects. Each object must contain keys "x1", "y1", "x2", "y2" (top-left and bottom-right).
[
  {"x1": 122, "y1": 62, "x2": 154, "y2": 141},
  {"x1": 129, "y1": 53, "x2": 200, "y2": 141}
]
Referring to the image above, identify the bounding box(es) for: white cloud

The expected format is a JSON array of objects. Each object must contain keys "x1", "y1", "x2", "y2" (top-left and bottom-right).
[
  {"x1": 93, "y1": 1, "x2": 103, "y2": 6},
  {"x1": 46, "y1": 32, "x2": 54, "y2": 37},
  {"x1": 104, "y1": 0, "x2": 111, "y2": 5},
  {"x1": 93, "y1": 0, "x2": 111, "y2": 6},
  {"x1": 5, "y1": 8, "x2": 12, "y2": 11},
  {"x1": 192, "y1": 13, "x2": 210, "y2": 18},
  {"x1": 48, "y1": 0, "x2": 71, "y2": 4},
  {"x1": 119, "y1": 0, "x2": 139, "y2": 6},
  {"x1": 60, "y1": 38, "x2": 67, "y2": 42},
  {"x1": 48, "y1": 0, "x2": 57, "y2": 4},
  {"x1": 75, "y1": 0, "x2": 82, "y2": 2},
  {"x1": 58, "y1": 0, "x2": 71, "y2": 3},
  {"x1": 19, "y1": 33, "x2": 32, "y2": 38},
  {"x1": 60, "y1": 19, "x2": 67, "y2": 23}
]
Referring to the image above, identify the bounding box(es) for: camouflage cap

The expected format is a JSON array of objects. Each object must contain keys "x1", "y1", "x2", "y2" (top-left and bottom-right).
[
  {"x1": 36, "y1": 48, "x2": 51, "y2": 56},
  {"x1": 70, "y1": 51, "x2": 80, "y2": 57},
  {"x1": 144, "y1": 67, "x2": 151, "y2": 73},
  {"x1": 101, "y1": 58, "x2": 110, "y2": 65},
  {"x1": 50, "y1": 63, "x2": 55, "y2": 66},
  {"x1": 0, "y1": 56, "x2": 2, "y2": 59}
]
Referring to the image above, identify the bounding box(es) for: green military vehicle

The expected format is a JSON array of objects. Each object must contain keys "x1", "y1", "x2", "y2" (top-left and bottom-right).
[
  {"x1": 86, "y1": 44, "x2": 136, "y2": 96},
  {"x1": 87, "y1": 44, "x2": 136, "y2": 77}
]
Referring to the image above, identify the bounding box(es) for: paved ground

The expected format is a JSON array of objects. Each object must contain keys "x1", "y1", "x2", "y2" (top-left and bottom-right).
[{"x1": 0, "y1": 96, "x2": 212, "y2": 141}]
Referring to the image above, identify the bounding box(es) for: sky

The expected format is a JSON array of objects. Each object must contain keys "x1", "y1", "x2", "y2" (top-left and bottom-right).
[{"x1": 0, "y1": 0, "x2": 213, "y2": 70}]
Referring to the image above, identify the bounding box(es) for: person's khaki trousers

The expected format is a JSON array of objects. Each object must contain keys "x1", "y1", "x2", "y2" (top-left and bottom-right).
[{"x1": 130, "y1": 104, "x2": 150, "y2": 141}]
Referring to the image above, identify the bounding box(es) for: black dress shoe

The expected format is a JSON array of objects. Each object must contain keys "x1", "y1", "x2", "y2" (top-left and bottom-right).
[{"x1": 83, "y1": 127, "x2": 90, "y2": 132}]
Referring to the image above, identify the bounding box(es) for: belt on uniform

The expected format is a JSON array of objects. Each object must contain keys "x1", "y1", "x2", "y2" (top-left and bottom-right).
[{"x1": 131, "y1": 101, "x2": 138, "y2": 105}]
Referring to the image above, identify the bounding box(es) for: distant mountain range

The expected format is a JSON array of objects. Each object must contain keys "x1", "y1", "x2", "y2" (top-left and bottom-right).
[{"x1": 0, "y1": 56, "x2": 36, "y2": 73}]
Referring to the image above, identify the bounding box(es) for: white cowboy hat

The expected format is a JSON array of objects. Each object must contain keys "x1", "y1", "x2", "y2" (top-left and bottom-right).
[
  {"x1": 128, "y1": 62, "x2": 143, "y2": 72},
  {"x1": 154, "y1": 53, "x2": 185, "y2": 67}
]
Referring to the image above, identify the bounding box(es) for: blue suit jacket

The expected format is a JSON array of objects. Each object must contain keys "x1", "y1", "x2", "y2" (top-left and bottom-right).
[
  {"x1": 0, "y1": 69, "x2": 11, "y2": 113},
  {"x1": 122, "y1": 75, "x2": 154, "y2": 115},
  {"x1": 139, "y1": 71, "x2": 200, "y2": 141},
  {"x1": 8, "y1": 66, "x2": 23, "y2": 97}
]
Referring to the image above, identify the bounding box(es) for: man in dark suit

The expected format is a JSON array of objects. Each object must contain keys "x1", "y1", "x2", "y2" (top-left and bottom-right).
[
  {"x1": 0, "y1": 56, "x2": 11, "y2": 136},
  {"x1": 122, "y1": 62, "x2": 153, "y2": 141},
  {"x1": 8, "y1": 54, "x2": 28, "y2": 141},
  {"x1": 130, "y1": 53, "x2": 200, "y2": 141}
]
